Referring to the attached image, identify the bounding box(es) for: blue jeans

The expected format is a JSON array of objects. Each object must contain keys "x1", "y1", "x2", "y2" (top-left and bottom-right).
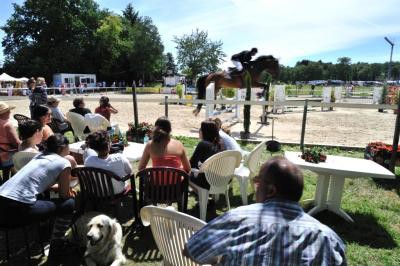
[{"x1": 0, "y1": 196, "x2": 75, "y2": 226}]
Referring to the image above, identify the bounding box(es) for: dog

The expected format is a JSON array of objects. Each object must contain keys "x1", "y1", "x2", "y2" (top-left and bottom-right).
[{"x1": 72, "y1": 213, "x2": 126, "y2": 266}]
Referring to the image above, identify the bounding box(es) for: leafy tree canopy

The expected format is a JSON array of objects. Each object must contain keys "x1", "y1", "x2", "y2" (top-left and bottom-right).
[{"x1": 174, "y1": 29, "x2": 225, "y2": 84}]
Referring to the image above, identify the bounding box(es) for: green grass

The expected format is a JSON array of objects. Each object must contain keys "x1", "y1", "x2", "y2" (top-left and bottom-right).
[{"x1": 2, "y1": 137, "x2": 399, "y2": 265}]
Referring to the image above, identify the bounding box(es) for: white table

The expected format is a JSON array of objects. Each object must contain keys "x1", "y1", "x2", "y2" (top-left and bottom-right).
[
  {"x1": 69, "y1": 141, "x2": 145, "y2": 162},
  {"x1": 285, "y1": 151, "x2": 395, "y2": 222}
]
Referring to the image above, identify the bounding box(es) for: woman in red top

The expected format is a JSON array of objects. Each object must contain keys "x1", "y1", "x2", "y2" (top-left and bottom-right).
[
  {"x1": 138, "y1": 116, "x2": 191, "y2": 173},
  {"x1": 94, "y1": 96, "x2": 118, "y2": 121}
]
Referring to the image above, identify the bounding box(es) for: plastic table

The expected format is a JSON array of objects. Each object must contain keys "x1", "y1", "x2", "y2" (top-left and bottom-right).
[
  {"x1": 285, "y1": 151, "x2": 395, "y2": 222},
  {"x1": 69, "y1": 141, "x2": 145, "y2": 163}
]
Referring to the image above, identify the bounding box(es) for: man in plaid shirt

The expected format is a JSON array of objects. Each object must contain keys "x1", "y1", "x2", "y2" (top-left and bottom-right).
[{"x1": 183, "y1": 156, "x2": 346, "y2": 265}]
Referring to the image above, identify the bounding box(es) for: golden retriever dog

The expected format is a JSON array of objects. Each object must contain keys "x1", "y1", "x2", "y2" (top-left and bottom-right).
[{"x1": 72, "y1": 213, "x2": 126, "y2": 266}]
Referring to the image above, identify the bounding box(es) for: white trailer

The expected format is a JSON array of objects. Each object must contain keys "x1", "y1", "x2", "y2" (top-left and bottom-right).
[{"x1": 53, "y1": 73, "x2": 96, "y2": 88}]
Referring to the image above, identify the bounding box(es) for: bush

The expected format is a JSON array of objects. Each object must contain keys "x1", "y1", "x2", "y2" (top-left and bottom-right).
[
  {"x1": 221, "y1": 88, "x2": 235, "y2": 98},
  {"x1": 176, "y1": 83, "x2": 183, "y2": 99}
]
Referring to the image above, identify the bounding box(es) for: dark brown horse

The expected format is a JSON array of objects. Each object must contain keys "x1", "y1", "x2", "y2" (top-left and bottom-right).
[{"x1": 193, "y1": 55, "x2": 280, "y2": 115}]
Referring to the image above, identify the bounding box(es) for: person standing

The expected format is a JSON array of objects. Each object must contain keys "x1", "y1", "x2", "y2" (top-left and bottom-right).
[
  {"x1": 184, "y1": 156, "x2": 347, "y2": 265},
  {"x1": 29, "y1": 77, "x2": 48, "y2": 118}
]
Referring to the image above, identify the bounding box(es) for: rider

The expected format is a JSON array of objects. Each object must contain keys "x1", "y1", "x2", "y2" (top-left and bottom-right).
[{"x1": 231, "y1": 47, "x2": 258, "y2": 74}]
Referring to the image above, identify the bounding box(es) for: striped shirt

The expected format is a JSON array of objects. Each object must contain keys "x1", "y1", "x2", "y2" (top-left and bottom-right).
[{"x1": 186, "y1": 199, "x2": 346, "y2": 265}]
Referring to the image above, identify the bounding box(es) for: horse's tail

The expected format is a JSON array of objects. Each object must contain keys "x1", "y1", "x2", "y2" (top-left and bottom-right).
[{"x1": 193, "y1": 74, "x2": 208, "y2": 116}]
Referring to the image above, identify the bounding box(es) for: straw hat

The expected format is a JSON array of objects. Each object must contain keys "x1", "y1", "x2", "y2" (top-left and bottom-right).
[
  {"x1": 0, "y1": 101, "x2": 16, "y2": 115},
  {"x1": 47, "y1": 96, "x2": 61, "y2": 104}
]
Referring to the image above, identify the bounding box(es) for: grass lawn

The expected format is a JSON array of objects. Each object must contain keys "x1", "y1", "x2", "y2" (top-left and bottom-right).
[{"x1": 1, "y1": 136, "x2": 399, "y2": 265}]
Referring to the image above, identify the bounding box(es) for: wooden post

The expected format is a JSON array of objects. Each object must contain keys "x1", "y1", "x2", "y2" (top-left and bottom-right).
[
  {"x1": 164, "y1": 96, "x2": 168, "y2": 118},
  {"x1": 389, "y1": 99, "x2": 400, "y2": 173},
  {"x1": 300, "y1": 99, "x2": 308, "y2": 153},
  {"x1": 132, "y1": 81, "x2": 139, "y2": 128}
]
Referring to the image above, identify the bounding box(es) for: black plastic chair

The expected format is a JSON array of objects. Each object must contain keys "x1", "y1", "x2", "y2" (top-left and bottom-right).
[
  {"x1": 0, "y1": 222, "x2": 45, "y2": 261},
  {"x1": 136, "y1": 167, "x2": 189, "y2": 218},
  {"x1": 71, "y1": 167, "x2": 135, "y2": 218}
]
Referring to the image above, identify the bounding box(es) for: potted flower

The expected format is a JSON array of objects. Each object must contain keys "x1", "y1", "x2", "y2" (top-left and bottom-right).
[
  {"x1": 365, "y1": 141, "x2": 400, "y2": 169},
  {"x1": 301, "y1": 147, "x2": 327, "y2": 163},
  {"x1": 126, "y1": 121, "x2": 153, "y2": 143}
]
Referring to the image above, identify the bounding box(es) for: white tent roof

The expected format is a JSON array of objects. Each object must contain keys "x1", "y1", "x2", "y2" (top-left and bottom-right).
[
  {"x1": 16, "y1": 77, "x2": 29, "y2": 82},
  {"x1": 0, "y1": 73, "x2": 17, "y2": 82}
]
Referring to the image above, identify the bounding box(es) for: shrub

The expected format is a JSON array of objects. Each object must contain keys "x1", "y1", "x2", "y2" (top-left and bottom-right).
[
  {"x1": 176, "y1": 83, "x2": 183, "y2": 99},
  {"x1": 221, "y1": 88, "x2": 235, "y2": 98}
]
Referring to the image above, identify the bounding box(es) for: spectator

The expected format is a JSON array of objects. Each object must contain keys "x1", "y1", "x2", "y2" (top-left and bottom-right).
[
  {"x1": 84, "y1": 131, "x2": 132, "y2": 194},
  {"x1": 18, "y1": 119, "x2": 43, "y2": 152},
  {"x1": 29, "y1": 77, "x2": 48, "y2": 118},
  {"x1": 0, "y1": 134, "x2": 76, "y2": 258},
  {"x1": 138, "y1": 116, "x2": 191, "y2": 173},
  {"x1": 183, "y1": 156, "x2": 347, "y2": 265},
  {"x1": 69, "y1": 97, "x2": 91, "y2": 117},
  {"x1": 31, "y1": 105, "x2": 77, "y2": 168},
  {"x1": 95, "y1": 96, "x2": 118, "y2": 121},
  {"x1": 189, "y1": 120, "x2": 224, "y2": 189},
  {"x1": 212, "y1": 117, "x2": 249, "y2": 157},
  {"x1": 32, "y1": 105, "x2": 54, "y2": 142},
  {"x1": 0, "y1": 101, "x2": 21, "y2": 178},
  {"x1": 47, "y1": 96, "x2": 71, "y2": 132}
]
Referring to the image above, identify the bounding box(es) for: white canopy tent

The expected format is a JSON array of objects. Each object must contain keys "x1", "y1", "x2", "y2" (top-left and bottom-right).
[{"x1": 0, "y1": 72, "x2": 17, "y2": 82}]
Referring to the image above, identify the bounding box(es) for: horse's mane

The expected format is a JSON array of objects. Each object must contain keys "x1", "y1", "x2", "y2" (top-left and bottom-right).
[{"x1": 254, "y1": 55, "x2": 277, "y2": 62}]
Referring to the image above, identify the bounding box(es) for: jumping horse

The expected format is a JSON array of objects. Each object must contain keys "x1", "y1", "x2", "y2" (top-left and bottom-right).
[{"x1": 193, "y1": 55, "x2": 280, "y2": 116}]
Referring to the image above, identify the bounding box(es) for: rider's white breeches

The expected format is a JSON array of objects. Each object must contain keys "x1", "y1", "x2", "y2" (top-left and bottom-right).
[{"x1": 232, "y1": 60, "x2": 243, "y2": 71}]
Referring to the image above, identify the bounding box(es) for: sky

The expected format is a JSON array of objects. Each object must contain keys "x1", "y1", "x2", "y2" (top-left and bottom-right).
[{"x1": 0, "y1": 0, "x2": 399, "y2": 68}]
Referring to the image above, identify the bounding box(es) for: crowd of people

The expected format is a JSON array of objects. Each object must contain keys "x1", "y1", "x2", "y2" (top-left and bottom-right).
[{"x1": 0, "y1": 89, "x2": 347, "y2": 263}]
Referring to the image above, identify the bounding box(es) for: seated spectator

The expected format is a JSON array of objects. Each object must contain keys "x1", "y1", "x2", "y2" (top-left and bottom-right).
[
  {"x1": 18, "y1": 119, "x2": 43, "y2": 152},
  {"x1": 0, "y1": 102, "x2": 21, "y2": 176},
  {"x1": 84, "y1": 131, "x2": 132, "y2": 194},
  {"x1": 69, "y1": 97, "x2": 91, "y2": 117},
  {"x1": 183, "y1": 156, "x2": 347, "y2": 265},
  {"x1": 95, "y1": 96, "x2": 118, "y2": 121},
  {"x1": 47, "y1": 96, "x2": 71, "y2": 132},
  {"x1": 32, "y1": 105, "x2": 77, "y2": 168},
  {"x1": 32, "y1": 104, "x2": 54, "y2": 142},
  {"x1": 138, "y1": 116, "x2": 191, "y2": 173},
  {"x1": 0, "y1": 134, "x2": 76, "y2": 257},
  {"x1": 189, "y1": 120, "x2": 224, "y2": 189},
  {"x1": 212, "y1": 117, "x2": 249, "y2": 157}
]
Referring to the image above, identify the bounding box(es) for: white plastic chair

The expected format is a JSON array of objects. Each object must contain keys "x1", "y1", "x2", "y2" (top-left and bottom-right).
[
  {"x1": 66, "y1": 111, "x2": 88, "y2": 141},
  {"x1": 234, "y1": 140, "x2": 267, "y2": 205},
  {"x1": 12, "y1": 151, "x2": 38, "y2": 171},
  {"x1": 84, "y1": 113, "x2": 110, "y2": 132},
  {"x1": 190, "y1": 150, "x2": 242, "y2": 221},
  {"x1": 140, "y1": 206, "x2": 207, "y2": 266}
]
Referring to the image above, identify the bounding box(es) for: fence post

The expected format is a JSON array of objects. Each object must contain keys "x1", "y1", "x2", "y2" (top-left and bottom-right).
[
  {"x1": 389, "y1": 99, "x2": 400, "y2": 173},
  {"x1": 300, "y1": 99, "x2": 308, "y2": 153},
  {"x1": 132, "y1": 82, "x2": 139, "y2": 128},
  {"x1": 165, "y1": 96, "x2": 168, "y2": 118}
]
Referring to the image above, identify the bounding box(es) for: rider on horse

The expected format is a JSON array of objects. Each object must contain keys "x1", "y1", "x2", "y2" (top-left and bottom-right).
[{"x1": 230, "y1": 48, "x2": 258, "y2": 75}]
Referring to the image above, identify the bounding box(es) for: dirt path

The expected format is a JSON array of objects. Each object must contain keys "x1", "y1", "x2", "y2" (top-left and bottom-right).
[{"x1": 5, "y1": 93, "x2": 396, "y2": 147}]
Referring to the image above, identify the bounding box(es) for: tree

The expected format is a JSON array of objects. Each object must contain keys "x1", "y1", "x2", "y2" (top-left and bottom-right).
[
  {"x1": 165, "y1": 52, "x2": 177, "y2": 75},
  {"x1": 336, "y1": 57, "x2": 352, "y2": 82},
  {"x1": 1, "y1": 0, "x2": 104, "y2": 79},
  {"x1": 174, "y1": 29, "x2": 225, "y2": 84}
]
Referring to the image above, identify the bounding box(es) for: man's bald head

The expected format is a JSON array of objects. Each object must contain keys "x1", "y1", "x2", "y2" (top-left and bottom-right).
[{"x1": 257, "y1": 156, "x2": 304, "y2": 202}]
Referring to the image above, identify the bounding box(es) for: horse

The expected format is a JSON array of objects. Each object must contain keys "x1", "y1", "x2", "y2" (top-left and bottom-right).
[{"x1": 193, "y1": 55, "x2": 280, "y2": 116}]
